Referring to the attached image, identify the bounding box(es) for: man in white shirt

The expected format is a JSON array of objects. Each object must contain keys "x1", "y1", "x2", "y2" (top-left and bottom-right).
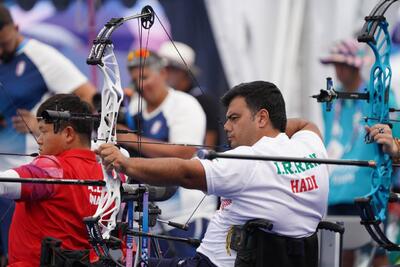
[{"x1": 97, "y1": 81, "x2": 330, "y2": 267}]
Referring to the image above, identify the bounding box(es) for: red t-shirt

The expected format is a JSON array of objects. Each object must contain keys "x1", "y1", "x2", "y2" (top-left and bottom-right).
[{"x1": 8, "y1": 149, "x2": 103, "y2": 267}]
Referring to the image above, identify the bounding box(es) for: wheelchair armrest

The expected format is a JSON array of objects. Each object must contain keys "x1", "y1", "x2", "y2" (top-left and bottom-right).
[{"x1": 318, "y1": 220, "x2": 345, "y2": 234}]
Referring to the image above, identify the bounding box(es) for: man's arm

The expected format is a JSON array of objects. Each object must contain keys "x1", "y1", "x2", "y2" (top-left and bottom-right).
[
  {"x1": 117, "y1": 131, "x2": 197, "y2": 159},
  {"x1": 285, "y1": 118, "x2": 323, "y2": 139},
  {"x1": 0, "y1": 170, "x2": 21, "y2": 199},
  {"x1": 97, "y1": 144, "x2": 207, "y2": 191},
  {"x1": 72, "y1": 82, "x2": 96, "y2": 106}
]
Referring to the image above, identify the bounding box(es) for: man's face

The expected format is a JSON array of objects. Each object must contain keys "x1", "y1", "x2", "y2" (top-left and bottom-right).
[
  {"x1": 0, "y1": 24, "x2": 19, "y2": 63},
  {"x1": 37, "y1": 120, "x2": 66, "y2": 155},
  {"x1": 334, "y1": 63, "x2": 359, "y2": 90},
  {"x1": 129, "y1": 66, "x2": 166, "y2": 104},
  {"x1": 165, "y1": 66, "x2": 189, "y2": 92},
  {"x1": 224, "y1": 96, "x2": 258, "y2": 148}
]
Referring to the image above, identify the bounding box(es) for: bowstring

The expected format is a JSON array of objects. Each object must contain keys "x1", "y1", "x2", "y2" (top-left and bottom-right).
[
  {"x1": 151, "y1": 11, "x2": 214, "y2": 231},
  {"x1": 153, "y1": 13, "x2": 207, "y2": 97}
]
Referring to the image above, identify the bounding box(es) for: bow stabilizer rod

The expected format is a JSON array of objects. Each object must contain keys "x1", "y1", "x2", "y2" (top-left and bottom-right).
[
  {"x1": 0, "y1": 177, "x2": 105, "y2": 186},
  {"x1": 197, "y1": 149, "x2": 379, "y2": 168}
]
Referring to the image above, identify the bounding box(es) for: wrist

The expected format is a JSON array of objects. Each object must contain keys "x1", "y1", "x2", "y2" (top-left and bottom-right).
[{"x1": 392, "y1": 138, "x2": 400, "y2": 162}]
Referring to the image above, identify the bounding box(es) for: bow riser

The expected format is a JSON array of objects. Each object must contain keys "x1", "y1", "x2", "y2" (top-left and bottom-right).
[
  {"x1": 364, "y1": 18, "x2": 393, "y2": 224},
  {"x1": 92, "y1": 45, "x2": 124, "y2": 240}
]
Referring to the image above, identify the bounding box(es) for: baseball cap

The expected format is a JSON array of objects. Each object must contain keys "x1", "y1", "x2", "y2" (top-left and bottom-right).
[
  {"x1": 126, "y1": 48, "x2": 166, "y2": 69},
  {"x1": 320, "y1": 38, "x2": 369, "y2": 69},
  {"x1": 158, "y1": 41, "x2": 199, "y2": 75}
]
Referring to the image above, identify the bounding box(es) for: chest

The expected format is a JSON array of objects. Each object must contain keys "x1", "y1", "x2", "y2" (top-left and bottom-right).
[
  {"x1": 0, "y1": 53, "x2": 47, "y2": 116},
  {"x1": 136, "y1": 112, "x2": 170, "y2": 141}
]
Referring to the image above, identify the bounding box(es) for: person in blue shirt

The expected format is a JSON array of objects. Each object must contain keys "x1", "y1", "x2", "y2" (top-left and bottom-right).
[
  {"x1": 0, "y1": 4, "x2": 96, "y2": 264},
  {"x1": 320, "y1": 38, "x2": 399, "y2": 267}
]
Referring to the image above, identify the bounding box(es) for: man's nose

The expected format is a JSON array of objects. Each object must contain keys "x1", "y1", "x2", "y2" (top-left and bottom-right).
[
  {"x1": 37, "y1": 135, "x2": 43, "y2": 145},
  {"x1": 223, "y1": 121, "x2": 230, "y2": 132}
]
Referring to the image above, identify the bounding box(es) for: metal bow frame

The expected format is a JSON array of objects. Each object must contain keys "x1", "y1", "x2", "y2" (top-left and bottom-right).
[{"x1": 83, "y1": 5, "x2": 155, "y2": 267}]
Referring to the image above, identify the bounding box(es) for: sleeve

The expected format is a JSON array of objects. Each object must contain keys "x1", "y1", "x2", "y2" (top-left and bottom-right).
[
  {"x1": 198, "y1": 146, "x2": 257, "y2": 198},
  {"x1": 292, "y1": 130, "x2": 328, "y2": 159},
  {"x1": 0, "y1": 169, "x2": 21, "y2": 199},
  {"x1": 13, "y1": 155, "x2": 64, "y2": 201},
  {"x1": 166, "y1": 93, "x2": 206, "y2": 144},
  {"x1": 25, "y1": 40, "x2": 88, "y2": 94}
]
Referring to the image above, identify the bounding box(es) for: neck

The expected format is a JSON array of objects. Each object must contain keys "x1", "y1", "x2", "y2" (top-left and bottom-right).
[
  {"x1": 252, "y1": 128, "x2": 281, "y2": 145},
  {"x1": 67, "y1": 138, "x2": 90, "y2": 151},
  {"x1": 176, "y1": 79, "x2": 192, "y2": 92},
  {"x1": 16, "y1": 34, "x2": 24, "y2": 48},
  {"x1": 147, "y1": 88, "x2": 168, "y2": 113}
]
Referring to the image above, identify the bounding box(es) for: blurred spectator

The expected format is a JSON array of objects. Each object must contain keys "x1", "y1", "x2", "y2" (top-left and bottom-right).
[
  {"x1": 158, "y1": 41, "x2": 220, "y2": 148},
  {"x1": 120, "y1": 48, "x2": 217, "y2": 257},
  {"x1": 320, "y1": 38, "x2": 398, "y2": 267},
  {"x1": 0, "y1": 4, "x2": 96, "y2": 264}
]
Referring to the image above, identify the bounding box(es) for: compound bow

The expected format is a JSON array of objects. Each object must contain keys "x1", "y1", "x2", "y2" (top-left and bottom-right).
[
  {"x1": 83, "y1": 6, "x2": 155, "y2": 266},
  {"x1": 313, "y1": 0, "x2": 400, "y2": 250}
]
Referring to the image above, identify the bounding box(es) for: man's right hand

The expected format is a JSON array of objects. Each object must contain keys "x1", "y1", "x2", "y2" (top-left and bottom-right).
[
  {"x1": 365, "y1": 124, "x2": 398, "y2": 157},
  {"x1": 12, "y1": 109, "x2": 39, "y2": 136}
]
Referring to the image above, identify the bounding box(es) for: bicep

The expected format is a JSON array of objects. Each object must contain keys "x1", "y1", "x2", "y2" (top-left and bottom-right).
[{"x1": 181, "y1": 159, "x2": 207, "y2": 192}]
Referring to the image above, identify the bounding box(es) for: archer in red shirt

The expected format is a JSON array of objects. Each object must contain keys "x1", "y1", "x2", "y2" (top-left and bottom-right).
[{"x1": 0, "y1": 94, "x2": 103, "y2": 267}]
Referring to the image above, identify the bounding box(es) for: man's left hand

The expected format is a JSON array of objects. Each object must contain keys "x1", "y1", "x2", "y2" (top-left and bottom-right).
[{"x1": 96, "y1": 143, "x2": 128, "y2": 173}]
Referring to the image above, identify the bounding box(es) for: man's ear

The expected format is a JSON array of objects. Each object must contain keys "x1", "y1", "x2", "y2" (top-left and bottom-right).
[
  {"x1": 257, "y1": 109, "x2": 269, "y2": 128},
  {"x1": 63, "y1": 126, "x2": 76, "y2": 144}
]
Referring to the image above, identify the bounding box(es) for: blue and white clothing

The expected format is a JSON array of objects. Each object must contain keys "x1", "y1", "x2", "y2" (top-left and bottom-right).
[
  {"x1": 323, "y1": 82, "x2": 399, "y2": 205},
  {"x1": 0, "y1": 39, "x2": 88, "y2": 171},
  {"x1": 131, "y1": 88, "x2": 217, "y2": 225}
]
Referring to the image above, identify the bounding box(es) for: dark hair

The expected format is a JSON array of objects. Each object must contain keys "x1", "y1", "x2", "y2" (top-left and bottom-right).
[
  {"x1": 0, "y1": 5, "x2": 14, "y2": 30},
  {"x1": 37, "y1": 94, "x2": 93, "y2": 145},
  {"x1": 221, "y1": 81, "x2": 287, "y2": 132}
]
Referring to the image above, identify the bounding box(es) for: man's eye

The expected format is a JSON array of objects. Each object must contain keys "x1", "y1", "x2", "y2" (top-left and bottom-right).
[{"x1": 228, "y1": 116, "x2": 238, "y2": 122}]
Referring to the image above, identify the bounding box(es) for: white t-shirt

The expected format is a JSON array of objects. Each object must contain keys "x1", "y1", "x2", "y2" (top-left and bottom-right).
[{"x1": 197, "y1": 131, "x2": 329, "y2": 267}]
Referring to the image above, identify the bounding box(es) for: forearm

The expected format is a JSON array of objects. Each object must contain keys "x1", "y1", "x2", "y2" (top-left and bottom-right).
[
  {"x1": 286, "y1": 118, "x2": 322, "y2": 139},
  {"x1": 119, "y1": 134, "x2": 197, "y2": 159},
  {"x1": 121, "y1": 157, "x2": 206, "y2": 190}
]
